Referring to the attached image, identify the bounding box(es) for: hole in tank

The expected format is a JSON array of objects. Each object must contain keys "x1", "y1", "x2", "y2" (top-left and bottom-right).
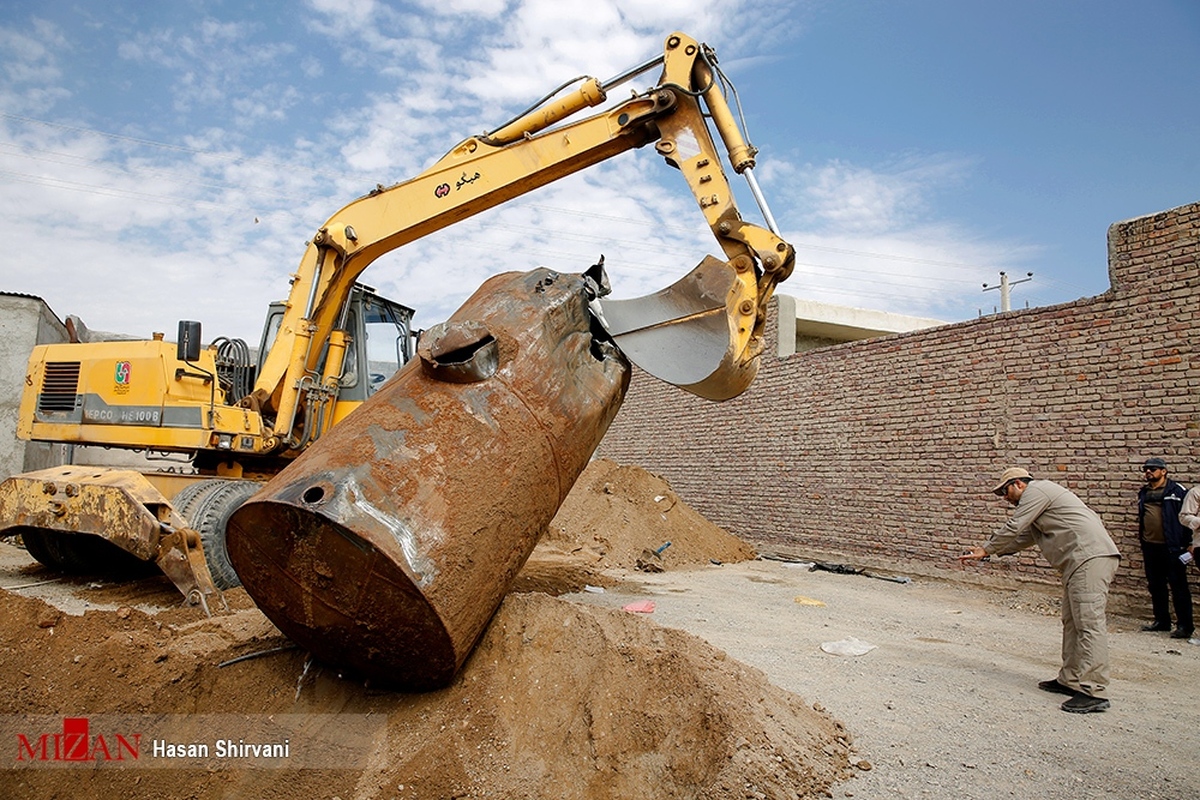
[
  {"x1": 302, "y1": 485, "x2": 326, "y2": 504},
  {"x1": 434, "y1": 334, "x2": 495, "y2": 365}
]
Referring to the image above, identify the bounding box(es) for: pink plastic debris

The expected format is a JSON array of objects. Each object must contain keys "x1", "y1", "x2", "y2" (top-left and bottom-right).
[{"x1": 622, "y1": 600, "x2": 656, "y2": 614}]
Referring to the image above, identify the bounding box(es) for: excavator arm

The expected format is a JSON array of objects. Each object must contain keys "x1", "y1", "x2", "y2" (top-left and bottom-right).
[
  {"x1": 251, "y1": 31, "x2": 794, "y2": 452},
  {"x1": 1, "y1": 31, "x2": 795, "y2": 614}
]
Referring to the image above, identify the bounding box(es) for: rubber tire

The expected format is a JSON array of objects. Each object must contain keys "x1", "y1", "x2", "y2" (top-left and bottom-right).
[
  {"x1": 174, "y1": 479, "x2": 260, "y2": 590},
  {"x1": 16, "y1": 527, "x2": 63, "y2": 570},
  {"x1": 18, "y1": 526, "x2": 157, "y2": 577},
  {"x1": 52, "y1": 532, "x2": 158, "y2": 575},
  {"x1": 171, "y1": 479, "x2": 216, "y2": 520}
]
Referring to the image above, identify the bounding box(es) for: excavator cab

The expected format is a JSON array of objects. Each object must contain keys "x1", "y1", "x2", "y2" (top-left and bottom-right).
[
  {"x1": 255, "y1": 284, "x2": 416, "y2": 408},
  {"x1": 358, "y1": 291, "x2": 418, "y2": 398}
]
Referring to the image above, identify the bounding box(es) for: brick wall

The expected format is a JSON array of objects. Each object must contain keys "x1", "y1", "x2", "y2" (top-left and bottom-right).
[{"x1": 597, "y1": 201, "x2": 1200, "y2": 610}]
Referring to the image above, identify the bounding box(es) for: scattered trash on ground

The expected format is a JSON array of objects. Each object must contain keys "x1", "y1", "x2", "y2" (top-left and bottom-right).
[
  {"x1": 759, "y1": 553, "x2": 813, "y2": 568},
  {"x1": 820, "y1": 637, "x2": 877, "y2": 657},
  {"x1": 864, "y1": 572, "x2": 911, "y2": 584},
  {"x1": 757, "y1": 554, "x2": 913, "y2": 586},
  {"x1": 636, "y1": 541, "x2": 672, "y2": 573},
  {"x1": 811, "y1": 562, "x2": 862, "y2": 575},
  {"x1": 810, "y1": 561, "x2": 912, "y2": 585},
  {"x1": 793, "y1": 596, "x2": 826, "y2": 607},
  {"x1": 622, "y1": 600, "x2": 657, "y2": 614}
]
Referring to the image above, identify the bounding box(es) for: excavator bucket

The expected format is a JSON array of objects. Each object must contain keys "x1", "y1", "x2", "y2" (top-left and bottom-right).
[
  {"x1": 595, "y1": 255, "x2": 761, "y2": 401},
  {"x1": 225, "y1": 266, "x2": 629, "y2": 691}
]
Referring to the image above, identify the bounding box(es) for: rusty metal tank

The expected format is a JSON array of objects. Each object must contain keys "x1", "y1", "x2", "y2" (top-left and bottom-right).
[{"x1": 225, "y1": 266, "x2": 629, "y2": 690}]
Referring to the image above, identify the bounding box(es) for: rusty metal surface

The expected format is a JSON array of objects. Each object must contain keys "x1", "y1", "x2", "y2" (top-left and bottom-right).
[
  {"x1": 226, "y1": 267, "x2": 629, "y2": 690},
  {"x1": 0, "y1": 466, "x2": 163, "y2": 560},
  {"x1": 0, "y1": 466, "x2": 224, "y2": 612},
  {"x1": 154, "y1": 525, "x2": 227, "y2": 616}
]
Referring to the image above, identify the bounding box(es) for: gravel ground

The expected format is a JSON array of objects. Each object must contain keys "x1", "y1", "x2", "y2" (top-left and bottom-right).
[
  {"x1": 4, "y1": 536, "x2": 1197, "y2": 799},
  {"x1": 568, "y1": 558, "x2": 1200, "y2": 800}
]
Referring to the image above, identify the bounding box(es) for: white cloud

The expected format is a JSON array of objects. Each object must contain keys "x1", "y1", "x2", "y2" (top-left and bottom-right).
[
  {"x1": 0, "y1": 17, "x2": 65, "y2": 66},
  {"x1": 729, "y1": 147, "x2": 1051, "y2": 319},
  {"x1": 117, "y1": 19, "x2": 297, "y2": 119},
  {"x1": 0, "y1": 18, "x2": 69, "y2": 112},
  {"x1": 0, "y1": 0, "x2": 1047, "y2": 346},
  {"x1": 779, "y1": 224, "x2": 1042, "y2": 319},
  {"x1": 773, "y1": 154, "x2": 971, "y2": 234},
  {"x1": 306, "y1": 0, "x2": 381, "y2": 25},
  {"x1": 409, "y1": 0, "x2": 508, "y2": 15}
]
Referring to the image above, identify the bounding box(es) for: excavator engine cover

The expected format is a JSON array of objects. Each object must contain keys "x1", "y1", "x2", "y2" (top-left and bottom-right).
[{"x1": 225, "y1": 267, "x2": 629, "y2": 691}]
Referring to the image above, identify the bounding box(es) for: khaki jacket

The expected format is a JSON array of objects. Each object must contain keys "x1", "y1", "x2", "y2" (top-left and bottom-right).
[{"x1": 984, "y1": 480, "x2": 1120, "y2": 580}]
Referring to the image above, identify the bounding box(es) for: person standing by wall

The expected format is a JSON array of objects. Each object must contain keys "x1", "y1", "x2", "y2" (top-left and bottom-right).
[
  {"x1": 1178, "y1": 483, "x2": 1200, "y2": 566},
  {"x1": 959, "y1": 468, "x2": 1121, "y2": 714},
  {"x1": 1136, "y1": 458, "x2": 1193, "y2": 639}
]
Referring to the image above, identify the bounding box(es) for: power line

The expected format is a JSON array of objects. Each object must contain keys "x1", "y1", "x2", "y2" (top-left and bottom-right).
[
  {"x1": 0, "y1": 167, "x2": 300, "y2": 223},
  {"x1": 0, "y1": 111, "x2": 340, "y2": 178},
  {"x1": 4, "y1": 111, "x2": 1042, "y2": 281},
  {"x1": 982, "y1": 271, "x2": 1035, "y2": 312},
  {"x1": 2, "y1": 112, "x2": 1081, "y2": 305},
  {"x1": 0, "y1": 142, "x2": 294, "y2": 201},
  {"x1": 527, "y1": 202, "x2": 1017, "y2": 275}
]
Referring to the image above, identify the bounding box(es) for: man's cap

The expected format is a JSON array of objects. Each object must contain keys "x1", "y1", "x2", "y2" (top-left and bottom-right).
[
  {"x1": 1142, "y1": 457, "x2": 1168, "y2": 470},
  {"x1": 992, "y1": 467, "x2": 1033, "y2": 495}
]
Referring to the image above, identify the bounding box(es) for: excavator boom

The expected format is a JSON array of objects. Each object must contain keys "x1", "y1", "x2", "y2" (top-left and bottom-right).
[
  {"x1": 218, "y1": 31, "x2": 797, "y2": 689},
  {"x1": 256, "y1": 31, "x2": 793, "y2": 445},
  {"x1": 3, "y1": 32, "x2": 794, "y2": 616}
]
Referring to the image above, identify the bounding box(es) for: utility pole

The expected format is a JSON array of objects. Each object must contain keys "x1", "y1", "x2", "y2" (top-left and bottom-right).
[{"x1": 983, "y1": 271, "x2": 1033, "y2": 312}]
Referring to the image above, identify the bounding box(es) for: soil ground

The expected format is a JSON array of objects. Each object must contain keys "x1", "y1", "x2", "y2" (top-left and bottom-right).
[
  {"x1": 1, "y1": 458, "x2": 1197, "y2": 798},
  {"x1": 570, "y1": 560, "x2": 1200, "y2": 800}
]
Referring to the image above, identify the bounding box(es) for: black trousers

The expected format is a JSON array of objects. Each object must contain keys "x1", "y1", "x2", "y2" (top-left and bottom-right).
[{"x1": 1140, "y1": 540, "x2": 1194, "y2": 632}]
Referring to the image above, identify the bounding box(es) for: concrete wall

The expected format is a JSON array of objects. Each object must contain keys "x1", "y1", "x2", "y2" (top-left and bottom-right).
[
  {"x1": 0, "y1": 294, "x2": 69, "y2": 478},
  {"x1": 597, "y1": 201, "x2": 1200, "y2": 611},
  {"x1": 776, "y1": 294, "x2": 945, "y2": 354}
]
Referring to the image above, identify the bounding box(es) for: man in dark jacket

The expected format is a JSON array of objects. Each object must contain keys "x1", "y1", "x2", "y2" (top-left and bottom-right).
[{"x1": 1137, "y1": 457, "x2": 1193, "y2": 639}]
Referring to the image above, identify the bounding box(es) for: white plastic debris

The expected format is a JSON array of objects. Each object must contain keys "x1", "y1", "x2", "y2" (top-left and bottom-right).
[{"x1": 820, "y1": 637, "x2": 878, "y2": 657}]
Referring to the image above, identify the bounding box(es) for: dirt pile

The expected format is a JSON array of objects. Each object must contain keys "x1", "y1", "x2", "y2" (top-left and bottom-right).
[
  {"x1": 1, "y1": 587, "x2": 853, "y2": 799},
  {"x1": 0, "y1": 459, "x2": 852, "y2": 799},
  {"x1": 514, "y1": 459, "x2": 757, "y2": 595}
]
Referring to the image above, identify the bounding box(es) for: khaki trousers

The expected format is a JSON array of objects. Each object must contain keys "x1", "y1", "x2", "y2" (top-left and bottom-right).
[{"x1": 1059, "y1": 554, "x2": 1120, "y2": 698}]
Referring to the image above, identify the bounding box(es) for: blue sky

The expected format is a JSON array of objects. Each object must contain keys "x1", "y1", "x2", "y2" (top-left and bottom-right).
[{"x1": 1, "y1": 0, "x2": 1197, "y2": 343}]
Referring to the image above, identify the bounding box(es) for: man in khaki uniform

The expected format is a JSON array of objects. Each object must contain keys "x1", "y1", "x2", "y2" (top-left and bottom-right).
[{"x1": 959, "y1": 468, "x2": 1121, "y2": 713}]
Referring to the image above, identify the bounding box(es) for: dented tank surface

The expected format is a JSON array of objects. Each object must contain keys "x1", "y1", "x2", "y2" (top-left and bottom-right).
[{"x1": 225, "y1": 267, "x2": 629, "y2": 691}]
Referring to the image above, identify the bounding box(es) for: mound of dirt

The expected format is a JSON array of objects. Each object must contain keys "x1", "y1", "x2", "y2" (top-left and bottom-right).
[
  {"x1": 0, "y1": 458, "x2": 850, "y2": 798},
  {"x1": 1, "y1": 587, "x2": 852, "y2": 799},
  {"x1": 513, "y1": 459, "x2": 756, "y2": 595}
]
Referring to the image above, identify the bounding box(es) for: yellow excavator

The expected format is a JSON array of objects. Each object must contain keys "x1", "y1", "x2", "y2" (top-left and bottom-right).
[{"x1": 0, "y1": 32, "x2": 795, "y2": 615}]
